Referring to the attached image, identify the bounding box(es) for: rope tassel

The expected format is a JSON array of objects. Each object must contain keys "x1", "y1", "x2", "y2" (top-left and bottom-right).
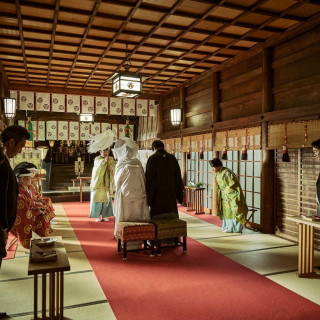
[{"x1": 282, "y1": 124, "x2": 290, "y2": 162}]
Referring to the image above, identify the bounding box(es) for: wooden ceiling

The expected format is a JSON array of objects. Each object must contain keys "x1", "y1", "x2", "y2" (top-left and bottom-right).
[{"x1": 1, "y1": 0, "x2": 320, "y2": 97}]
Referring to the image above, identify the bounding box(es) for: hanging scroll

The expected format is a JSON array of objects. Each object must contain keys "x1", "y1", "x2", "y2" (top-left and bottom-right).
[
  {"x1": 80, "y1": 123, "x2": 90, "y2": 141},
  {"x1": 136, "y1": 99, "x2": 148, "y2": 116},
  {"x1": 110, "y1": 98, "x2": 122, "y2": 115}
]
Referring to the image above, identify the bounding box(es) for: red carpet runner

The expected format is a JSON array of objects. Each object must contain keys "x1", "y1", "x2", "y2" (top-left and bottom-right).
[{"x1": 63, "y1": 202, "x2": 320, "y2": 320}]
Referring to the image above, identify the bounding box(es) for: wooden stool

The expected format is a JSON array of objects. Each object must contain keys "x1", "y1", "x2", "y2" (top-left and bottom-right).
[
  {"x1": 115, "y1": 222, "x2": 156, "y2": 260},
  {"x1": 151, "y1": 218, "x2": 187, "y2": 256}
]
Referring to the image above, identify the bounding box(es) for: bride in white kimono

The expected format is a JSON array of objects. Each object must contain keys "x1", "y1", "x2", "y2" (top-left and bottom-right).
[{"x1": 113, "y1": 138, "x2": 150, "y2": 247}]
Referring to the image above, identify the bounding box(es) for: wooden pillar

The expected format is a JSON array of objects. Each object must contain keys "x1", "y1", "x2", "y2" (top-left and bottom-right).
[
  {"x1": 180, "y1": 87, "x2": 187, "y2": 205},
  {"x1": 212, "y1": 71, "x2": 220, "y2": 215},
  {"x1": 157, "y1": 98, "x2": 163, "y2": 135},
  {"x1": 261, "y1": 47, "x2": 275, "y2": 234}
]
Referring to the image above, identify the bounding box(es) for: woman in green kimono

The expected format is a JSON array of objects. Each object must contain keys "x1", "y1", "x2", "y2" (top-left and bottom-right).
[{"x1": 210, "y1": 158, "x2": 248, "y2": 233}]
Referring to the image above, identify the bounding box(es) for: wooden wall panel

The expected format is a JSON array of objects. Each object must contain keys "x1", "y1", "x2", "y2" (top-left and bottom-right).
[
  {"x1": 185, "y1": 74, "x2": 213, "y2": 129},
  {"x1": 273, "y1": 26, "x2": 320, "y2": 112},
  {"x1": 275, "y1": 148, "x2": 320, "y2": 249},
  {"x1": 219, "y1": 53, "x2": 262, "y2": 122}
]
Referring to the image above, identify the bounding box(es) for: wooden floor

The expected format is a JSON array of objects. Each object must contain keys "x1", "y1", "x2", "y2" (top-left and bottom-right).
[{"x1": 0, "y1": 203, "x2": 320, "y2": 319}]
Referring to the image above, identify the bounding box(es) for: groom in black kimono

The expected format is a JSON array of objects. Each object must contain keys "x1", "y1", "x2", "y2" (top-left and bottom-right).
[{"x1": 146, "y1": 140, "x2": 184, "y2": 219}]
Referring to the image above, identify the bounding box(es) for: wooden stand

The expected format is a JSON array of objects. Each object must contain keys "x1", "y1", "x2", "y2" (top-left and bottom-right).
[
  {"x1": 185, "y1": 187, "x2": 205, "y2": 214},
  {"x1": 76, "y1": 177, "x2": 91, "y2": 202},
  {"x1": 28, "y1": 236, "x2": 70, "y2": 319},
  {"x1": 286, "y1": 216, "x2": 319, "y2": 278}
]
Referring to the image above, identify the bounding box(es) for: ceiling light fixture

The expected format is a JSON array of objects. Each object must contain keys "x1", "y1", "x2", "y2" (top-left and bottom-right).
[{"x1": 108, "y1": 44, "x2": 148, "y2": 98}]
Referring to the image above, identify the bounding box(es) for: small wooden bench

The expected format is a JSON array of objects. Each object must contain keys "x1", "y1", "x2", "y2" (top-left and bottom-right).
[
  {"x1": 115, "y1": 222, "x2": 156, "y2": 260},
  {"x1": 151, "y1": 218, "x2": 187, "y2": 256}
]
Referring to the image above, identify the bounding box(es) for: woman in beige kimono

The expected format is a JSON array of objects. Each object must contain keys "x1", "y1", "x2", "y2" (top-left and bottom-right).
[{"x1": 88, "y1": 130, "x2": 116, "y2": 222}]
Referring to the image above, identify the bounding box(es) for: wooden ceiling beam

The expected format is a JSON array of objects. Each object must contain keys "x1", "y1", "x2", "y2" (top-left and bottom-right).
[
  {"x1": 14, "y1": 0, "x2": 29, "y2": 85},
  {"x1": 0, "y1": 24, "x2": 255, "y2": 50},
  {"x1": 83, "y1": 0, "x2": 144, "y2": 88},
  {"x1": 65, "y1": 0, "x2": 101, "y2": 86},
  {"x1": 97, "y1": 0, "x2": 186, "y2": 90},
  {"x1": 46, "y1": 0, "x2": 60, "y2": 86}
]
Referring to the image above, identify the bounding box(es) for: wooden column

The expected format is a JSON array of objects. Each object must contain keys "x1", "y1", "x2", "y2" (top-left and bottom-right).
[
  {"x1": 212, "y1": 71, "x2": 220, "y2": 215},
  {"x1": 261, "y1": 47, "x2": 275, "y2": 234},
  {"x1": 157, "y1": 98, "x2": 163, "y2": 135},
  {"x1": 180, "y1": 88, "x2": 187, "y2": 205}
]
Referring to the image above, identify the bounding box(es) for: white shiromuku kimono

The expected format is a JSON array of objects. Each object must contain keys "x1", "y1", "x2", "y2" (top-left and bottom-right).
[{"x1": 113, "y1": 138, "x2": 150, "y2": 243}]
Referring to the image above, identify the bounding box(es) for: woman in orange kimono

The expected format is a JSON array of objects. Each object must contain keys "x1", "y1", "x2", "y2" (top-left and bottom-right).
[
  {"x1": 10, "y1": 168, "x2": 53, "y2": 249},
  {"x1": 14, "y1": 162, "x2": 55, "y2": 222}
]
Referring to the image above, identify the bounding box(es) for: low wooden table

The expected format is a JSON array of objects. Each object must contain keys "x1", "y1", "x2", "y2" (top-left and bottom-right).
[
  {"x1": 76, "y1": 177, "x2": 91, "y2": 202},
  {"x1": 28, "y1": 236, "x2": 70, "y2": 319},
  {"x1": 286, "y1": 216, "x2": 320, "y2": 278},
  {"x1": 185, "y1": 187, "x2": 205, "y2": 214}
]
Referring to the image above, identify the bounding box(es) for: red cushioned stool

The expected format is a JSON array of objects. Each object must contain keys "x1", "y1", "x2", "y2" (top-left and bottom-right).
[{"x1": 115, "y1": 221, "x2": 156, "y2": 260}]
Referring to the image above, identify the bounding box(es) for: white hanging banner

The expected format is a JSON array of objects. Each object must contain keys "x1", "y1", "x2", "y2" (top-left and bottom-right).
[
  {"x1": 118, "y1": 124, "x2": 125, "y2": 139},
  {"x1": 69, "y1": 122, "x2": 80, "y2": 141},
  {"x1": 136, "y1": 99, "x2": 148, "y2": 116},
  {"x1": 149, "y1": 100, "x2": 156, "y2": 117},
  {"x1": 96, "y1": 97, "x2": 109, "y2": 115},
  {"x1": 82, "y1": 96, "x2": 94, "y2": 114},
  {"x1": 46, "y1": 121, "x2": 58, "y2": 140},
  {"x1": 112, "y1": 124, "x2": 119, "y2": 139},
  {"x1": 146, "y1": 117, "x2": 153, "y2": 140},
  {"x1": 66, "y1": 95, "x2": 80, "y2": 114},
  {"x1": 37, "y1": 121, "x2": 46, "y2": 141},
  {"x1": 35, "y1": 93, "x2": 50, "y2": 112},
  {"x1": 123, "y1": 99, "x2": 135, "y2": 116},
  {"x1": 101, "y1": 122, "x2": 112, "y2": 132},
  {"x1": 109, "y1": 98, "x2": 122, "y2": 115},
  {"x1": 91, "y1": 122, "x2": 101, "y2": 136},
  {"x1": 52, "y1": 94, "x2": 65, "y2": 113},
  {"x1": 80, "y1": 123, "x2": 90, "y2": 141},
  {"x1": 19, "y1": 91, "x2": 35, "y2": 111},
  {"x1": 58, "y1": 121, "x2": 69, "y2": 141}
]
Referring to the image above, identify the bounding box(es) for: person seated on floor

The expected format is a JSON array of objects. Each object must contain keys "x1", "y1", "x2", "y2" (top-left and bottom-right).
[
  {"x1": 113, "y1": 138, "x2": 150, "y2": 250},
  {"x1": 14, "y1": 162, "x2": 55, "y2": 223},
  {"x1": 87, "y1": 130, "x2": 116, "y2": 222},
  {"x1": 10, "y1": 168, "x2": 53, "y2": 249},
  {"x1": 209, "y1": 158, "x2": 248, "y2": 233}
]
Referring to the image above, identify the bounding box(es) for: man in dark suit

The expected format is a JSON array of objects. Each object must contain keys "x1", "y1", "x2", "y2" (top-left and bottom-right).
[
  {"x1": 146, "y1": 140, "x2": 184, "y2": 220},
  {"x1": 0, "y1": 125, "x2": 29, "y2": 318}
]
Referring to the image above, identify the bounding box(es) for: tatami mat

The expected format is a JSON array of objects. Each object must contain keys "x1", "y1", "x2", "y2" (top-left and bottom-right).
[
  {"x1": 268, "y1": 271, "x2": 320, "y2": 306},
  {"x1": 198, "y1": 233, "x2": 296, "y2": 254}
]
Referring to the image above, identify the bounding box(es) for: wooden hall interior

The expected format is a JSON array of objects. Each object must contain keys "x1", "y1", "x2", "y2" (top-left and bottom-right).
[{"x1": 1, "y1": 0, "x2": 320, "y2": 319}]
